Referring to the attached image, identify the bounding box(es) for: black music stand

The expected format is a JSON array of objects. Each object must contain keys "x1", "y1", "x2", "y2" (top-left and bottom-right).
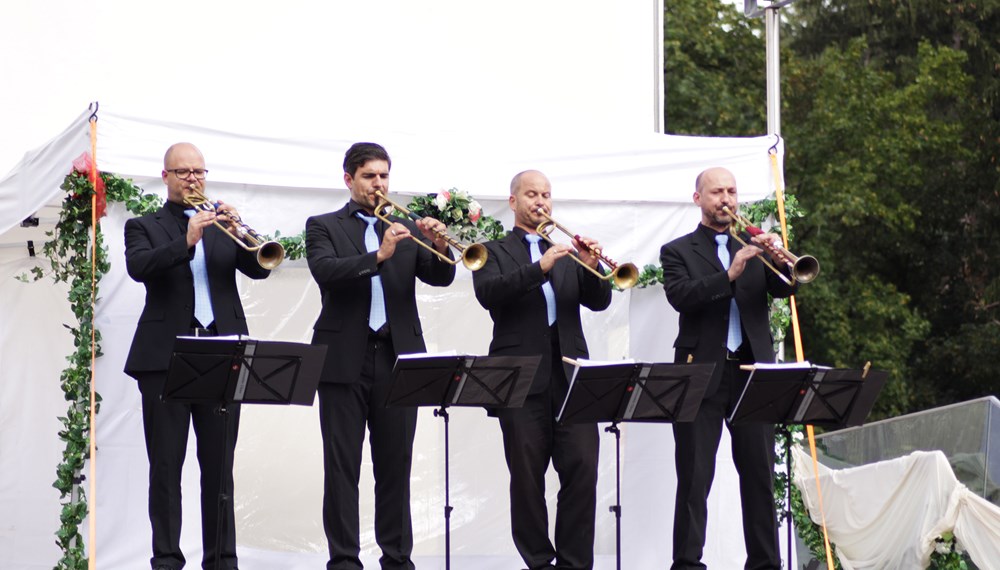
[
  {"x1": 728, "y1": 363, "x2": 887, "y2": 570},
  {"x1": 556, "y1": 360, "x2": 716, "y2": 570},
  {"x1": 384, "y1": 353, "x2": 541, "y2": 570},
  {"x1": 165, "y1": 336, "x2": 327, "y2": 570}
]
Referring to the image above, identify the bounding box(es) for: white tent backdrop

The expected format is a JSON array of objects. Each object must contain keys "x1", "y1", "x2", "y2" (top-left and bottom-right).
[
  {"x1": 0, "y1": 0, "x2": 662, "y2": 178},
  {"x1": 0, "y1": 2, "x2": 792, "y2": 568},
  {"x1": 0, "y1": 108, "x2": 792, "y2": 569}
]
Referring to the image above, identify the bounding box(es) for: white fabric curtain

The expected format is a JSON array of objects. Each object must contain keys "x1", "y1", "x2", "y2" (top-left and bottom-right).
[{"x1": 792, "y1": 445, "x2": 1000, "y2": 570}]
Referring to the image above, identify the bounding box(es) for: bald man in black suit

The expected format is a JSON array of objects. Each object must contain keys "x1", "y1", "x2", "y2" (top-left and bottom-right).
[
  {"x1": 473, "y1": 170, "x2": 611, "y2": 570},
  {"x1": 660, "y1": 167, "x2": 798, "y2": 570},
  {"x1": 124, "y1": 142, "x2": 271, "y2": 570}
]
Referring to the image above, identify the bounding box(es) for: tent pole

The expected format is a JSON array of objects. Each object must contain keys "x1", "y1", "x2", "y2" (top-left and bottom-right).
[{"x1": 765, "y1": 6, "x2": 781, "y2": 136}]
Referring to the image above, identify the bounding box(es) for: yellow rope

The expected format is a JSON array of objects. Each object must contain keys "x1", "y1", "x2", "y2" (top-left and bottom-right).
[
  {"x1": 88, "y1": 116, "x2": 98, "y2": 570},
  {"x1": 768, "y1": 150, "x2": 834, "y2": 569}
]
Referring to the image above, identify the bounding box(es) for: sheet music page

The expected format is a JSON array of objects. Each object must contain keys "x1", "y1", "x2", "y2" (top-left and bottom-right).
[
  {"x1": 556, "y1": 358, "x2": 638, "y2": 423},
  {"x1": 175, "y1": 334, "x2": 247, "y2": 341},
  {"x1": 751, "y1": 361, "x2": 814, "y2": 369},
  {"x1": 396, "y1": 350, "x2": 461, "y2": 360},
  {"x1": 574, "y1": 358, "x2": 638, "y2": 366}
]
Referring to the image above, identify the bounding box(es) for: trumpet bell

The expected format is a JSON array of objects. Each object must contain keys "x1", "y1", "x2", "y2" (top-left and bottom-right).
[
  {"x1": 611, "y1": 262, "x2": 640, "y2": 290},
  {"x1": 256, "y1": 241, "x2": 286, "y2": 270},
  {"x1": 462, "y1": 243, "x2": 489, "y2": 271},
  {"x1": 792, "y1": 255, "x2": 820, "y2": 284}
]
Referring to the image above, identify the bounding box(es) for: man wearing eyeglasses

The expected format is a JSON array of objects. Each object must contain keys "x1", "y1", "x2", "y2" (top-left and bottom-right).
[{"x1": 123, "y1": 142, "x2": 271, "y2": 570}]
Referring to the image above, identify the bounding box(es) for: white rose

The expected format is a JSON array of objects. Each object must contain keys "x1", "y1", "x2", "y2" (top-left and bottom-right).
[{"x1": 434, "y1": 192, "x2": 449, "y2": 211}]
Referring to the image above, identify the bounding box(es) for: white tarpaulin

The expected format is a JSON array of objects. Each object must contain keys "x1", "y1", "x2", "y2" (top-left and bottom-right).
[{"x1": 0, "y1": 108, "x2": 790, "y2": 569}]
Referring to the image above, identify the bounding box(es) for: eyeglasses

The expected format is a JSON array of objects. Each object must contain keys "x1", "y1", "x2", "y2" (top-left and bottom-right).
[{"x1": 166, "y1": 168, "x2": 209, "y2": 179}]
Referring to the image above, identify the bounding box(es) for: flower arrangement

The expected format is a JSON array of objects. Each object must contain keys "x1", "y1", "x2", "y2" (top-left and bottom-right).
[
  {"x1": 929, "y1": 532, "x2": 970, "y2": 569},
  {"x1": 406, "y1": 187, "x2": 505, "y2": 243}
]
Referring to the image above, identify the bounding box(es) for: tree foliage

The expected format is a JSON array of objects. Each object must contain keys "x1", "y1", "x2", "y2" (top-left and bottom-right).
[
  {"x1": 664, "y1": 0, "x2": 1000, "y2": 418},
  {"x1": 664, "y1": 0, "x2": 767, "y2": 135}
]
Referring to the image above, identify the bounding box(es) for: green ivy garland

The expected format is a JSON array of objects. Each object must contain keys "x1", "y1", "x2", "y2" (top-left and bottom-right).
[{"x1": 21, "y1": 165, "x2": 161, "y2": 569}]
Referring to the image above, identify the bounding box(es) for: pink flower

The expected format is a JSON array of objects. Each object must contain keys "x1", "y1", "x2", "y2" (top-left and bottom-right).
[
  {"x1": 72, "y1": 152, "x2": 93, "y2": 174},
  {"x1": 469, "y1": 200, "x2": 482, "y2": 223},
  {"x1": 70, "y1": 152, "x2": 107, "y2": 218},
  {"x1": 441, "y1": 189, "x2": 452, "y2": 201}
]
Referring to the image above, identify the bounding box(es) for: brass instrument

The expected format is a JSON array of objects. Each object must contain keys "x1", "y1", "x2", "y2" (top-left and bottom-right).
[
  {"x1": 182, "y1": 187, "x2": 285, "y2": 269},
  {"x1": 722, "y1": 206, "x2": 819, "y2": 284},
  {"x1": 535, "y1": 209, "x2": 639, "y2": 289},
  {"x1": 373, "y1": 191, "x2": 488, "y2": 271}
]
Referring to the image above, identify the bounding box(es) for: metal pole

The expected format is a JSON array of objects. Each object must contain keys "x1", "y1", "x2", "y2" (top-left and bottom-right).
[
  {"x1": 654, "y1": 0, "x2": 665, "y2": 133},
  {"x1": 765, "y1": 6, "x2": 781, "y2": 136}
]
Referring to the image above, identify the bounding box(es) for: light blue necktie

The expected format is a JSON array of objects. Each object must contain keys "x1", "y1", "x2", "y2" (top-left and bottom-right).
[
  {"x1": 357, "y1": 213, "x2": 387, "y2": 331},
  {"x1": 715, "y1": 234, "x2": 743, "y2": 352},
  {"x1": 525, "y1": 234, "x2": 557, "y2": 326},
  {"x1": 184, "y1": 210, "x2": 215, "y2": 328}
]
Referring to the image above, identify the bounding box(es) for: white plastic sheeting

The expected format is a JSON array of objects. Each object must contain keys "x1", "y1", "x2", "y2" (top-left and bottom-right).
[{"x1": 0, "y1": 109, "x2": 789, "y2": 569}]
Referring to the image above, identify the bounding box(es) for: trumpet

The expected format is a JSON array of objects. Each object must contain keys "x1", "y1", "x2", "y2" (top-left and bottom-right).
[
  {"x1": 722, "y1": 206, "x2": 819, "y2": 284},
  {"x1": 535, "y1": 209, "x2": 639, "y2": 289},
  {"x1": 182, "y1": 187, "x2": 285, "y2": 269},
  {"x1": 373, "y1": 191, "x2": 488, "y2": 271}
]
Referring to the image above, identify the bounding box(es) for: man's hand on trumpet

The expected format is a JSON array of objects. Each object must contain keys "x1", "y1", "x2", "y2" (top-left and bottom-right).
[
  {"x1": 572, "y1": 236, "x2": 602, "y2": 270},
  {"x1": 727, "y1": 244, "x2": 763, "y2": 282},
  {"x1": 212, "y1": 200, "x2": 244, "y2": 234},
  {"x1": 750, "y1": 233, "x2": 792, "y2": 268},
  {"x1": 186, "y1": 209, "x2": 216, "y2": 248},
  {"x1": 377, "y1": 222, "x2": 411, "y2": 264},
  {"x1": 538, "y1": 242, "x2": 572, "y2": 274},
  {"x1": 415, "y1": 217, "x2": 450, "y2": 253}
]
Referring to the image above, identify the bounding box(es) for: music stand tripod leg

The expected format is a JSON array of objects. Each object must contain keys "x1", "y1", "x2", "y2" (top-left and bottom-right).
[
  {"x1": 433, "y1": 406, "x2": 453, "y2": 570},
  {"x1": 604, "y1": 423, "x2": 622, "y2": 570},
  {"x1": 214, "y1": 403, "x2": 233, "y2": 570},
  {"x1": 782, "y1": 425, "x2": 793, "y2": 570}
]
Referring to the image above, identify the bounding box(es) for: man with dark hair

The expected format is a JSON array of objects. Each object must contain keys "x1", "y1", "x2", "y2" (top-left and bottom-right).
[
  {"x1": 124, "y1": 142, "x2": 271, "y2": 570},
  {"x1": 306, "y1": 142, "x2": 456, "y2": 570},
  {"x1": 472, "y1": 170, "x2": 611, "y2": 570},
  {"x1": 660, "y1": 166, "x2": 798, "y2": 570}
]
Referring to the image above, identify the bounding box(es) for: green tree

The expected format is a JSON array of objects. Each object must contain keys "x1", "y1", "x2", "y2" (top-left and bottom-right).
[
  {"x1": 664, "y1": 0, "x2": 999, "y2": 416},
  {"x1": 782, "y1": 38, "x2": 981, "y2": 416},
  {"x1": 784, "y1": 0, "x2": 1000, "y2": 408},
  {"x1": 664, "y1": 0, "x2": 767, "y2": 135}
]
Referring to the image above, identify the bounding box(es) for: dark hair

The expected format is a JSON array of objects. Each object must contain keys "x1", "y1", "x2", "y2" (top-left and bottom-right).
[{"x1": 343, "y1": 142, "x2": 391, "y2": 176}]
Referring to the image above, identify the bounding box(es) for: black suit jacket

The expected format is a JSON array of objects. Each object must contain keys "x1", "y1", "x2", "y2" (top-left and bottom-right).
[
  {"x1": 305, "y1": 202, "x2": 456, "y2": 384},
  {"x1": 472, "y1": 231, "x2": 612, "y2": 394},
  {"x1": 660, "y1": 224, "x2": 798, "y2": 397},
  {"x1": 123, "y1": 203, "x2": 271, "y2": 377}
]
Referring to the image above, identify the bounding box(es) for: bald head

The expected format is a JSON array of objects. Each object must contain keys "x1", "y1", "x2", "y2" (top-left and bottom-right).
[
  {"x1": 694, "y1": 166, "x2": 735, "y2": 196},
  {"x1": 163, "y1": 142, "x2": 204, "y2": 169},
  {"x1": 162, "y1": 142, "x2": 207, "y2": 204},
  {"x1": 510, "y1": 170, "x2": 549, "y2": 195},
  {"x1": 692, "y1": 166, "x2": 738, "y2": 232},
  {"x1": 508, "y1": 170, "x2": 552, "y2": 232}
]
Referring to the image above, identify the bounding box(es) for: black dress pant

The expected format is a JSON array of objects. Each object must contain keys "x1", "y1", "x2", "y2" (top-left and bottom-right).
[
  {"x1": 317, "y1": 334, "x2": 418, "y2": 570},
  {"x1": 671, "y1": 357, "x2": 780, "y2": 570},
  {"x1": 137, "y1": 372, "x2": 240, "y2": 570},
  {"x1": 497, "y1": 354, "x2": 599, "y2": 570}
]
